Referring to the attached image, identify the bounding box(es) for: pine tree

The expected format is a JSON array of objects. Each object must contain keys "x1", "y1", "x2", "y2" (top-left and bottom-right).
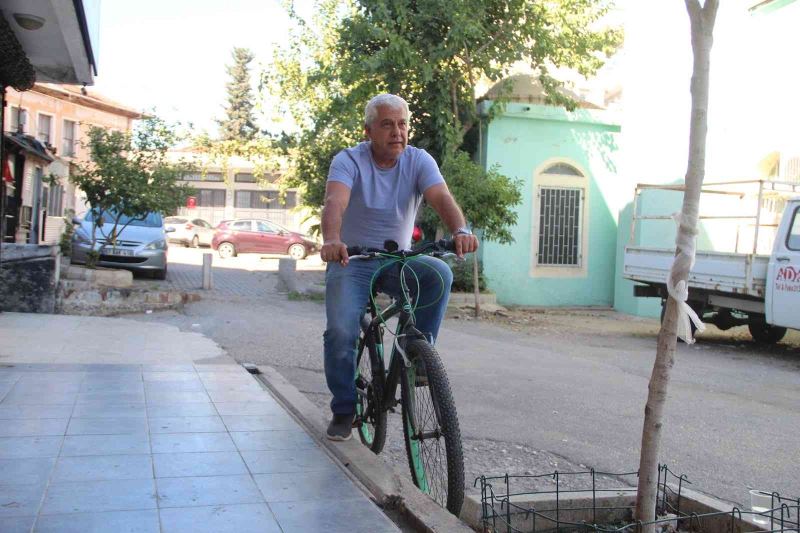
[{"x1": 218, "y1": 47, "x2": 257, "y2": 141}]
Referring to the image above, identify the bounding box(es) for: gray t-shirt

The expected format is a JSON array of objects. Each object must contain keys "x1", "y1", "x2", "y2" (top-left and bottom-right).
[{"x1": 327, "y1": 142, "x2": 444, "y2": 249}]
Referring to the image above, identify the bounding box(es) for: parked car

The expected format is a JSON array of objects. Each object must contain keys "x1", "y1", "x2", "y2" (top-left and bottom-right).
[
  {"x1": 164, "y1": 216, "x2": 215, "y2": 248},
  {"x1": 71, "y1": 209, "x2": 174, "y2": 279},
  {"x1": 212, "y1": 219, "x2": 319, "y2": 260}
]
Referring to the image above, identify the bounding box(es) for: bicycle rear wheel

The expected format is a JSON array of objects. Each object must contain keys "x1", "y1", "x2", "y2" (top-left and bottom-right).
[
  {"x1": 401, "y1": 339, "x2": 464, "y2": 515},
  {"x1": 355, "y1": 331, "x2": 387, "y2": 453}
]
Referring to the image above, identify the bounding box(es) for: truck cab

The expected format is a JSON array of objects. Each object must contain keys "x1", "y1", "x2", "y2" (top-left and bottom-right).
[{"x1": 767, "y1": 198, "x2": 800, "y2": 329}]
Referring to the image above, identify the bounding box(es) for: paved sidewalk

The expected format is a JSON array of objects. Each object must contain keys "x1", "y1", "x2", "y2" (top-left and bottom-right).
[{"x1": 0, "y1": 313, "x2": 398, "y2": 533}]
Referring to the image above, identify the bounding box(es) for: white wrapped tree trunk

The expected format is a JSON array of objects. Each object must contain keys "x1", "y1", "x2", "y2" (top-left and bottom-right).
[{"x1": 634, "y1": 1, "x2": 719, "y2": 529}]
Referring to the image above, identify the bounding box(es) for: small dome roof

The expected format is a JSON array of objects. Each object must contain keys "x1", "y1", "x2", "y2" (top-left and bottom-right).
[{"x1": 482, "y1": 74, "x2": 602, "y2": 110}]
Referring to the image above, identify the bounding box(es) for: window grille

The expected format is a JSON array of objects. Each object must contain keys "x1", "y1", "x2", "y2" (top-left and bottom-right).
[
  {"x1": 62, "y1": 120, "x2": 76, "y2": 157},
  {"x1": 537, "y1": 187, "x2": 583, "y2": 266}
]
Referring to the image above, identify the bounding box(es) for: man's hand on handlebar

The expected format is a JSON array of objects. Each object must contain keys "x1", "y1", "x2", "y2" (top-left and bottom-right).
[
  {"x1": 454, "y1": 233, "x2": 479, "y2": 258},
  {"x1": 321, "y1": 240, "x2": 349, "y2": 266}
]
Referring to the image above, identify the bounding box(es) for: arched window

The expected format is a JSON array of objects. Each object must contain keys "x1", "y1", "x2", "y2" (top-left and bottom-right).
[
  {"x1": 533, "y1": 161, "x2": 588, "y2": 271},
  {"x1": 543, "y1": 163, "x2": 583, "y2": 176}
]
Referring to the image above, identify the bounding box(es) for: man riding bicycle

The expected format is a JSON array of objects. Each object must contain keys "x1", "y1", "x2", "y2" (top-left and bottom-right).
[{"x1": 321, "y1": 93, "x2": 479, "y2": 441}]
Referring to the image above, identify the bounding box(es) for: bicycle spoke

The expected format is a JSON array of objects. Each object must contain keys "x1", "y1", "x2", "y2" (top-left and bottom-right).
[{"x1": 409, "y1": 358, "x2": 449, "y2": 508}]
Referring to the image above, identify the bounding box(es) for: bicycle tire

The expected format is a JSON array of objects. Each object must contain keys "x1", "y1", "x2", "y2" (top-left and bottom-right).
[
  {"x1": 356, "y1": 330, "x2": 387, "y2": 453},
  {"x1": 400, "y1": 339, "x2": 464, "y2": 516}
]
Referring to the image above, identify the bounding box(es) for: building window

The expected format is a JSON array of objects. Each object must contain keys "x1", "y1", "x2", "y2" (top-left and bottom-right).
[
  {"x1": 543, "y1": 163, "x2": 583, "y2": 176},
  {"x1": 62, "y1": 120, "x2": 76, "y2": 157},
  {"x1": 195, "y1": 189, "x2": 226, "y2": 207},
  {"x1": 183, "y1": 172, "x2": 223, "y2": 182},
  {"x1": 787, "y1": 207, "x2": 800, "y2": 251},
  {"x1": 37, "y1": 114, "x2": 53, "y2": 145},
  {"x1": 235, "y1": 173, "x2": 256, "y2": 183},
  {"x1": 536, "y1": 187, "x2": 583, "y2": 266},
  {"x1": 48, "y1": 184, "x2": 64, "y2": 216},
  {"x1": 234, "y1": 172, "x2": 278, "y2": 183},
  {"x1": 9, "y1": 106, "x2": 27, "y2": 133},
  {"x1": 532, "y1": 160, "x2": 588, "y2": 273},
  {"x1": 235, "y1": 190, "x2": 295, "y2": 209}
]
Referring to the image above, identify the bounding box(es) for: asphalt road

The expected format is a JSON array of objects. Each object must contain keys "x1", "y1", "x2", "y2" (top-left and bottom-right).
[{"x1": 132, "y1": 248, "x2": 800, "y2": 508}]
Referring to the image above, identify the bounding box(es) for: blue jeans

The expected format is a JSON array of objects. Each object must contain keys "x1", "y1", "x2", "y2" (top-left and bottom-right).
[{"x1": 323, "y1": 255, "x2": 453, "y2": 415}]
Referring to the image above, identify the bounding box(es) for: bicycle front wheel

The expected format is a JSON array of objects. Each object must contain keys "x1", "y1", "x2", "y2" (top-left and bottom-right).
[
  {"x1": 356, "y1": 332, "x2": 387, "y2": 453},
  {"x1": 401, "y1": 339, "x2": 464, "y2": 516}
]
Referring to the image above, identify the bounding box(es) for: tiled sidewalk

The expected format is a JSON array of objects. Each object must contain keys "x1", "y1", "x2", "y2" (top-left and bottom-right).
[{"x1": 0, "y1": 363, "x2": 399, "y2": 533}]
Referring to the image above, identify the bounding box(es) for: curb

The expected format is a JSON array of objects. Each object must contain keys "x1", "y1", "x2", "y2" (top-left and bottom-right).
[{"x1": 254, "y1": 365, "x2": 474, "y2": 533}]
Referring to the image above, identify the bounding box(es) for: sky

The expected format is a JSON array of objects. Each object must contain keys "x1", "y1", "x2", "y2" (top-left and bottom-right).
[{"x1": 91, "y1": 0, "x2": 308, "y2": 136}]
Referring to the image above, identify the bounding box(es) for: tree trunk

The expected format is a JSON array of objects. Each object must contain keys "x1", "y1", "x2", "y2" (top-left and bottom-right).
[
  {"x1": 472, "y1": 255, "x2": 480, "y2": 318},
  {"x1": 635, "y1": 1, "x2": 718, "y2": 529}
]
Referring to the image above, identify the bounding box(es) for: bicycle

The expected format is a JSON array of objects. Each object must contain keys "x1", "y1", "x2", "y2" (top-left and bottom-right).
[{"x1": 348, "y1": 238, "x2": 465, "y2": 516}]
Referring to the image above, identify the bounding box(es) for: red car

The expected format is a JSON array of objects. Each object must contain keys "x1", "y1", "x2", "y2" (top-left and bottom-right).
[{"x1": 212, "y1": 219, "x2": 319, "y2": 260}]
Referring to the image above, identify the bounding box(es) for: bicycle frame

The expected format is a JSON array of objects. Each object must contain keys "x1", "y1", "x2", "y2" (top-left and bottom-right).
[{"x1": 355, "y1": 259, "x2": 429, "y2": 432}]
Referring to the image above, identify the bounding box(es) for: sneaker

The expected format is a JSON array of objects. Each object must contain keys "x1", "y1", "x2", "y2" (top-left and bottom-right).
[{"x1": 326, "y1": 413, "x2": 354, "y2": 441}]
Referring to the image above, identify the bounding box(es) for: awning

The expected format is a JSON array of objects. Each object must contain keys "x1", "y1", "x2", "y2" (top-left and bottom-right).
[
  {"x1": 0, "y1": 1, "x2": 97, "y2": 85},
  {"x1": 3, "y1": 132, "x2": 54, "y2": 163},
  {"x1": 0, "y1": 8, "x2": 35, "y2": 90}
]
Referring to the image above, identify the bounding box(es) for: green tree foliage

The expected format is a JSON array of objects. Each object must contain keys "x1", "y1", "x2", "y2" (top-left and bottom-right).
[
  {"x1": 272, "y1": 0, "x2": 621, "y2": 215},
  {"x1": 420, "y1": 150, "x2": 522, "y2": 244},
  {"x1": 193, "y1": 133, "x2": 282, "y2": 187},
  {"x1": 70, "y1": 117, "x2": 194, "y2": 254},
  {"x1": 219, "y1": 47, "x2": 258, "y2": 141}
]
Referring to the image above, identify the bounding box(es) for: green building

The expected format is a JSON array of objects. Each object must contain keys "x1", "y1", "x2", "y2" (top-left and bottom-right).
[{"x1": 479, "y1": 75, "x2": 622, "y2": 308}]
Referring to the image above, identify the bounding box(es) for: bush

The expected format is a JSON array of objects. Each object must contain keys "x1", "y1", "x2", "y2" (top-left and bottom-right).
[
  {"x1": 59, "y1": 210, "x2": 75, "y2": 256},
  {"x1": 449, "y1": 256, "x2": 487, "y2": 293}
]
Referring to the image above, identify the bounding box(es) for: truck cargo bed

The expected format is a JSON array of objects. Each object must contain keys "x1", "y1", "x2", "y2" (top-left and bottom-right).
[{"x1": 624, "y1": 246, "x2": 769, "y2": 297}]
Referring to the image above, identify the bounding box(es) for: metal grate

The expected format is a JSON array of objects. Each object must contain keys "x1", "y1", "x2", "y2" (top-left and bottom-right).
[
  {"x1": 537, "y1": 187, "x2": 582, "y2": 266},
  {"x1": 478, "y1": 465, "x2": 800, "y2": 533}
]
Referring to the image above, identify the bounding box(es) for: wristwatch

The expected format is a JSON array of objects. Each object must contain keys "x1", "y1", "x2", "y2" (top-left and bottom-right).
[{"x1": 454, "y1": 226, "x2": 472, "y2": 236}]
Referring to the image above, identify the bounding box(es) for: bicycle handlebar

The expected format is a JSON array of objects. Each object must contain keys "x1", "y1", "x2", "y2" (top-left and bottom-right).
[{"x1": 346, "y1": 239, "x2": 456, "y2": 258}]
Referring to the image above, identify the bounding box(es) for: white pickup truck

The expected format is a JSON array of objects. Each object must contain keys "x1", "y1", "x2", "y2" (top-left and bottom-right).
[{"x1": 624, "y1": 180, "x2": 800, "y2": 343}]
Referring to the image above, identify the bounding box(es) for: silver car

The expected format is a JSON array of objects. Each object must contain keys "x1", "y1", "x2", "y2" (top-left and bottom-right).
[
  {"x1": 164, "y1": 216, "x2": 215, "y2": 248},
  {"x1": 71, "y1": 210, "x2": 174, "y2": 279}
]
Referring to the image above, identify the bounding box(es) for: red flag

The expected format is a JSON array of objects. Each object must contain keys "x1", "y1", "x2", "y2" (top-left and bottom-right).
[{"x1": 2, "y1": 159, "x2": 12, "y2": 183}]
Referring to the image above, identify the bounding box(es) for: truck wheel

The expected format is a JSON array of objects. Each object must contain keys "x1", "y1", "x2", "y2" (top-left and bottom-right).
[{"x1": 748, "y1": 320, "x2": 787, "y2": 344}]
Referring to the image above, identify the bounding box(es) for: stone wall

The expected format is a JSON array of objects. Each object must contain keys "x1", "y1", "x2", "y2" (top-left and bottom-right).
[
  {"x1": 58, "y1": 279, "x2": 200, "y2": 316},
  {"x1": 0, "y1": 244, "x2": 59, "y2": 313}
]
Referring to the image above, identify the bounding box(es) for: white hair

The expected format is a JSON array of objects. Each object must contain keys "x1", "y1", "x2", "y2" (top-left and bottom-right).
[{"x1": 364, "y1": 94, "x2": 410, "y2": 127}]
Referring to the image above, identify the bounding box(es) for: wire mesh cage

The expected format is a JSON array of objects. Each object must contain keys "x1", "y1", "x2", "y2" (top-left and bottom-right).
[{"x1": 476, "y1": 465, "x2": 799, "y2": 533}]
